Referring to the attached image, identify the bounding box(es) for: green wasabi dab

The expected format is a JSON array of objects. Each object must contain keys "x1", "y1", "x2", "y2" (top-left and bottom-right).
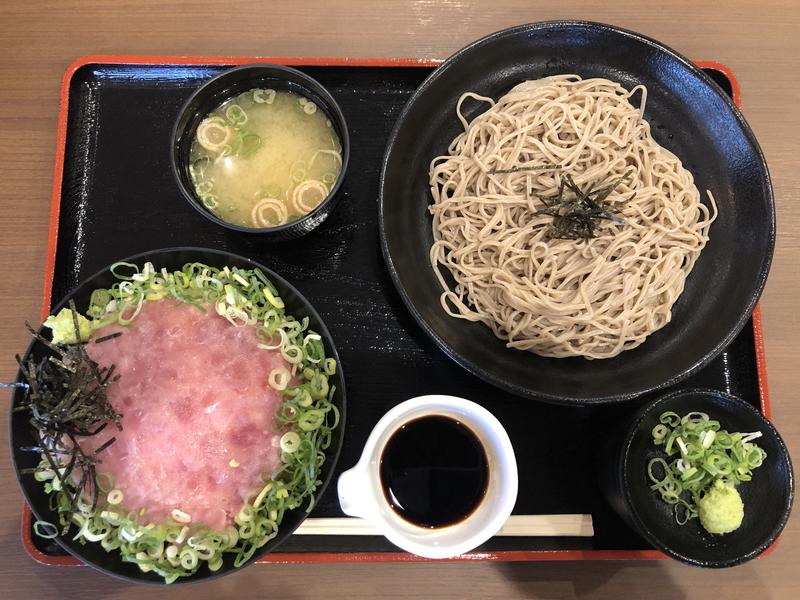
[
  {"x1": 43, "y1": 308, "x2": 93, "y2": 344},
  {"x1": 697, "y1": 479, "x2": 744, "y2": 534}
]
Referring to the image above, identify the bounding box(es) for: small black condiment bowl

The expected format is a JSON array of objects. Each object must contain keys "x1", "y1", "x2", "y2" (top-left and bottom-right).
[
  {"x1": 171, "y1": 65, "x2": 350, "y2": 241},
  {"x1": 597, "y1": 388, "x2": 793, "y2": 568}
]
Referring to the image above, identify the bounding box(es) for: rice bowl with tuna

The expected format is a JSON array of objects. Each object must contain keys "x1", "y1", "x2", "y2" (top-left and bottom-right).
[{"x1": 13, "y1": 258, "x2": 341, "y2": 583}]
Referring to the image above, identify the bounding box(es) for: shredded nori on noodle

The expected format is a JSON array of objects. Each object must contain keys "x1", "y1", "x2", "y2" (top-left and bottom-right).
[
  {"x1": 532, "y1": 170, "x2": 633, "y2": 240},
  {"x1": 488, "y1": 165, "x2": 562, "y2": 175}
]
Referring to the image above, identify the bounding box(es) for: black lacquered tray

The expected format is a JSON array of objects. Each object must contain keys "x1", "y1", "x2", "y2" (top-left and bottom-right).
[{"x1": 23, "y1": 57, "x2": 771, "y2": 565}]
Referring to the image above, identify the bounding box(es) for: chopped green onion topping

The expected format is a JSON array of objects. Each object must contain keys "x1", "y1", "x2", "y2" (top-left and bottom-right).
[
  {"x1": 262, "y1": 286, "x2": 284, "y2": 309},
  {"x1": 201, "y1": 193, "x2": 218, "y2": 210},
  {"x1": 253, "y1": 483, "x2": 273, "y2": 509},
  {"x1": 647, "y1": 410, "x2": 767, "y2": 527},
  {"x1": 195, "y1": 181, "x2": 213, "y2": 195},
  {"x1": 239, "y1": 132, "x2": 261, "y2": 157},
  {"x1": 323, "y1": 357, "x2": 337, "y2": 376},
  {"x1": 171, "y1": 509, "x2": 192, "y2": 524},
  {"x1": 281, "y1": 344, "x2": 303, "y2": 364},
  {"x1": 34, "y1": 520, "x2": 59, "y2": 539},
  {"x1": 280, "y1": 431, "x2": 301, "y2": 453},
  {"x1": 268, "y1": 367, "x2": 291, "y2": 391}
]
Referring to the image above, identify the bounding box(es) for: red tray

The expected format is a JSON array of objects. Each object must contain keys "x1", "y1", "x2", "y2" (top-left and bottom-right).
[{"x1": 20, "y1": 56, "x2": 772, "y2": 567}]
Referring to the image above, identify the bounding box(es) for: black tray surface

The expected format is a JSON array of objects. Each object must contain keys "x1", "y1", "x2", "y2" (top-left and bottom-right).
[{"x1": 31, "y1": 63, "x2": 751, "y2": 557}]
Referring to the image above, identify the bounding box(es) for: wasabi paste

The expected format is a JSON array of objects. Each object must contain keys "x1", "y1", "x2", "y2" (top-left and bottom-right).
[
  {"x1": 43, "y1": 308, "x2": 92, "y2": 344},
  {"x1": 697, "y1": 479, "x2": 744, "y2": 534}
]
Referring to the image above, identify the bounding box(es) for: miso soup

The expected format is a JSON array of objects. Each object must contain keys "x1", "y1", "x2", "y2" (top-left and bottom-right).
[{"x1": 189, "y1": 88, "x2": 342, "y2": 228}]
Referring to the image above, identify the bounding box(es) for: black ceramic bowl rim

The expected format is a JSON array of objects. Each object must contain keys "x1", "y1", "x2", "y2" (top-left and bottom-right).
[
  {"x1": 378, "y1": 20, "x2": 775, "y2": 405},
  {"x1": 9, "y1": 247, "x2": 347, "y2": 584},
  {"x1": 621, "y1": 388, "x2": 793, "y2": 567},
  {"x1": 170, "y1": 64, "x2": 351, "y2": 236}
]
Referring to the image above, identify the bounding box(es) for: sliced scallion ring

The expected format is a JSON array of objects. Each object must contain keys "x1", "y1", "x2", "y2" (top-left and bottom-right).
[
  {"x1": 171, "y1": 509, "x2": 192, "y2": 524},
  {"x1": 224, "y1": 104, "x2": 247, "y2": 125},
  {"x1": 34, "y1": 520, "x2": 58, "y2": 539},
  {"x1": 280, "y1": 431, "x2": 301, "y2": 453},
  {"x1": 253, "y1": 88, "x2": 276, "y2": 104},
  {"x1": 239, "y1": 133, "x2": 261, "y2": 157},
  {"x1": 298, "y1": 409, "x2": 325, "y2": 432},
  {"x1": 268, "y1": 367, "x2": 291, "y2": 391},
  {"x1": 195, "y1": 181, "x2": 213, "y2": 195}
]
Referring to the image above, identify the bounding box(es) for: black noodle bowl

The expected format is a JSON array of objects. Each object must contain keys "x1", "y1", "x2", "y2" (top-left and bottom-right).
[{"x1": 379, "y1": 21, "x2": 774, "y2": 404}]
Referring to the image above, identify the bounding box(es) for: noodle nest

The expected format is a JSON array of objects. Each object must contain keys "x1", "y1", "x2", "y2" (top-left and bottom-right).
[{"x1": 429, "y1": 75, "x2": 717, "y2": 359}]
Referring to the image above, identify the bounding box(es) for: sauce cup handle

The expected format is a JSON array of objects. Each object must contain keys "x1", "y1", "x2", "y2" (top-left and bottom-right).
[{"x1": 337, "y1": 463, "x2": 373, "y2": 519}]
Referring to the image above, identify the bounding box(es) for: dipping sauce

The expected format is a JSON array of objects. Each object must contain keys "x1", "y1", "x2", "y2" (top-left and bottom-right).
[
  {"x1": 379, "y1": 415, "x2": 489, "y2": 528},
  {"x1": 189, "y1": 87, "x2": 342, "y2": 229}
]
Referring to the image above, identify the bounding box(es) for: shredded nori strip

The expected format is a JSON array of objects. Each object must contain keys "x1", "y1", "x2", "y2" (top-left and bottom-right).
[
  {"x1": 94, "y1": 331, "x2": 122, "y2": 344},
  {"x1": 488, "y1": 165, "x2": 563, "y2": 175},
  {"x1": 15, "y1": 300, "x2": 121, "y2": 533},
  {"x1": 532, "y1": 170, "x2": 634, "y2": 240}
]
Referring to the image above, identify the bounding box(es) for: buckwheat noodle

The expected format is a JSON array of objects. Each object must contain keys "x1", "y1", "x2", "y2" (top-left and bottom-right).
[{"x1": 429, "y1": 75, "x2": 717, "y2": 359}]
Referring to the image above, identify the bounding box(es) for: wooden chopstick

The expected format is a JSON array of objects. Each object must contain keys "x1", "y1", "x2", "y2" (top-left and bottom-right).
[{"x1": 294, "y1": 514, "x2": 593, "y2": 537}]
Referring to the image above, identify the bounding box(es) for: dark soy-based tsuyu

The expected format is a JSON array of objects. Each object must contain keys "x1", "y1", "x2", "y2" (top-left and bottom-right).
[{"x1": 379, "y1": 415, "x2": 489, "y2": 528}]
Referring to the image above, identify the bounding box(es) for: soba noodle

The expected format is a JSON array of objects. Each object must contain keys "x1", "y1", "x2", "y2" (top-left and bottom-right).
[{"x1": 429, "y1": 75, "x2": 717, "y2": 359}]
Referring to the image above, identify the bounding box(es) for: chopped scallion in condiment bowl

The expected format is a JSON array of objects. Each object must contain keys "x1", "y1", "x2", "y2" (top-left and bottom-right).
[{"x1": 597, "y1": 388, "x2": 792, "y2": 568}]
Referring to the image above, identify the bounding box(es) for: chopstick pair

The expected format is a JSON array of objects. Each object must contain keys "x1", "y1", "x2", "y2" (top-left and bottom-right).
[{"x1": 294, "y1": 514, "x2": 593, "y2": 537}]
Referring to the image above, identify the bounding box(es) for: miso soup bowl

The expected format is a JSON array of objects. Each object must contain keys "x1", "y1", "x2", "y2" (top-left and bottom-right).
[{"x1": 171, "y1": 64, "x2": 350, "y2": 241}]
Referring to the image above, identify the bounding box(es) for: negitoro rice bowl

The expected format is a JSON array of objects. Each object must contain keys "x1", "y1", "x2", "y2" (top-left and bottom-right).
[{"x1": 10, "y1": 249, "x2": 345, "y2": 583}]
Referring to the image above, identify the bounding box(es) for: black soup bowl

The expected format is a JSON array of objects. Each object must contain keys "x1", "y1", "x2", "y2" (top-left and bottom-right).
[
  {"x1": 172, "y1": 65, "x2": 350, "y2": 240},
  {"x1": 597, "y1": 388, "x2": 793, "y2": 568},
  {"x1": 9, "y1": 247, "x2": 346, "y2": 583},
  {"x1": 379, "y1": 21, "x2": 775, "y2": 404}
]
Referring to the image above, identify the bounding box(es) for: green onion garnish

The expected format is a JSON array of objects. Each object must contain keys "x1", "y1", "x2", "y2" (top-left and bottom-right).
[
  {"x1": 252, "y1": 88, "x2": 276, "y2": 105},
  {"x1": 224, "y1": 104, "x2": 247, "y2": 125},
  {"x1": 34, "y1": 520, "x2": 59, "y2": 539},
  {"x1": 239, "y1": 132, "x2": 261, "y2": 157},
  {"x1": 647, "y1": 410, "x2": 766, "y2": 525}
]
